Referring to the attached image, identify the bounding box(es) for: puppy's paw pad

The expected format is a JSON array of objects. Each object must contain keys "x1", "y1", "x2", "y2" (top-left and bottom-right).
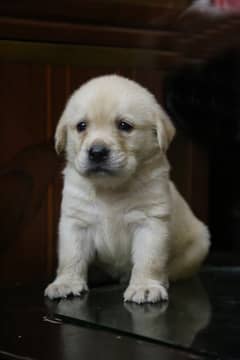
[
  {"x1": 124, "y1": 284, "x2": 168, "y2": 304},
  {"x1": 44, "y1": 280, "x2": 88, "y2": 299}
]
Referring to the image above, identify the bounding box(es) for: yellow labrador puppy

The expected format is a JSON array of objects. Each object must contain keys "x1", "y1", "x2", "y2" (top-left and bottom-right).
[{"x1": 45, "y1": 75, "x2": 210, "y2": 304}]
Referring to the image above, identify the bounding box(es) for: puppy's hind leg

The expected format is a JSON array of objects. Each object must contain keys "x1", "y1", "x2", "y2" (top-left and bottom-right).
[{"x1": 168, "y1": 223, "x2": 210, "y2": 281}]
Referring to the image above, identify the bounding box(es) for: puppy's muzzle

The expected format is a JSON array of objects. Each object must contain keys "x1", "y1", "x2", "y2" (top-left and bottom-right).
[
  {"x1": 87, "y1": 144, "x2": 113, "y2": 175},
  {"x1": 88, "y1": 144, "x2": 110, "y2": 163}
]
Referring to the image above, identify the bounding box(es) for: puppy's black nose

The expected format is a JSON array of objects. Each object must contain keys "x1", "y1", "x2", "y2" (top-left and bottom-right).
[{"x1": 88, "y1": 144, "x2": 110, "y2": 163}]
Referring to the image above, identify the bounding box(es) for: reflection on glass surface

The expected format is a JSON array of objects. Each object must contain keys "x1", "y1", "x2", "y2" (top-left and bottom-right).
[
  {"x1": 46, "y1": 269, "x2": 240, "y2": 358},
  {"x1": 51, "y1": 277, "x2": 211, "y2": 351},
  {"x1": 124, "y1": 278, "x2": 211, "y2": 347}
]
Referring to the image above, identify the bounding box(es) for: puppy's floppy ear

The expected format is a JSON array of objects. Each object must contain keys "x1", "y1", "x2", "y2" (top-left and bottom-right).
[
  {"x1": 155, "y1": 106, "x2": 175, "y2": 152},
  {"x1": 55, "y1": 113, "x2": 67, "y2": 155}
]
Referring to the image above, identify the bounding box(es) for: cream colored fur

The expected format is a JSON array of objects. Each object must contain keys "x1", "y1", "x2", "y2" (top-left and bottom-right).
[{"x1": 45, "y1": 75, "x2": 210, "y2": 304}]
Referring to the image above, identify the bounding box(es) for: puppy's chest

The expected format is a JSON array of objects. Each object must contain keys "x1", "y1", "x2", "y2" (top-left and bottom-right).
[{"x1": 92, "y1": 200, "x2": 132, "y2": 266}]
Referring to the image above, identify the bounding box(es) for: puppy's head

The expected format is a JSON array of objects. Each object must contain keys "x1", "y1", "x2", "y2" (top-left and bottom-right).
[{"x1": 56, "y1": 75, "x2": 175, "y2": 188}]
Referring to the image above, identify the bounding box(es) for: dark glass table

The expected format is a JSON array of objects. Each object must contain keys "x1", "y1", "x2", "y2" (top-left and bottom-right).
[
  {"x1": 1, "y1": 267, "x2": 240, "y2": 359},
  {"x1": 52, "y1": 267, "x2": 240, "y2": 360}
]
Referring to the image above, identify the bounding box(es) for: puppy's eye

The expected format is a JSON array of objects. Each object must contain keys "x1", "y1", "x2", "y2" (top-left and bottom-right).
[
  {"x1": 117, "y1": 121, "x2": 134, "y2": 132},
  {"x1": 76, "y1": 121, "x2": 87, "y2": 132}
]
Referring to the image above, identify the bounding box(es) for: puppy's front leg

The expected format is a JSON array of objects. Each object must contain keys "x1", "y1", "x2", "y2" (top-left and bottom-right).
[
  {"x1": 124, "y1": 219, "x2": 169, "y2": 304},
  {"x1": 45, "y1": 216, "x2": 94, "y2": 299}
]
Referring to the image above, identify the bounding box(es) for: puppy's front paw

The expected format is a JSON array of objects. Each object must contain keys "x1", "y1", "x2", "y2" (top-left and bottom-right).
[
  {"x1": 44, "y1": 279, "x2": 88, "y2": 300},
  {"x1": 124, "y1": 281, "x2": 168, "y2": 304}
]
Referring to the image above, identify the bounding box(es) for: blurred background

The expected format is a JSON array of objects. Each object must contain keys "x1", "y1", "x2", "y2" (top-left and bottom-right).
[{"x1": 1, "y1": 0, "x2": 240, "y2": 288}]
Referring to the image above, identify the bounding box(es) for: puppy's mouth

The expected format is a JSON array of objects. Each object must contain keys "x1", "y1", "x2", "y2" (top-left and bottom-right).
[{"x1": 86, "y1": 165, "x2": 116, "y2": 176}]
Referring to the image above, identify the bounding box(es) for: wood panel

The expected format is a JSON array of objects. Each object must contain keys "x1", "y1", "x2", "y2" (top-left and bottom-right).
[
  {"x1": 0, "y1": 64, "x2": 45, "y2": 165},
  {"x1": 0, "y1": 40, "x2": 182, "y2": 70},
  {"x1": 0, "y1": 17, "x2": 179, "y2": 51},
  {"x1": 0, "y1": 63, "x2": 63, "y2": 285},
  {"x1": 0, "y1": 63, "x2": 55, "y2": 285},
  {"x1": 0, "y1": 0, "x2": 190, "y2": 29},
  {"x1": 1, "y1": 2, "x2": 240, "y2": 63}
]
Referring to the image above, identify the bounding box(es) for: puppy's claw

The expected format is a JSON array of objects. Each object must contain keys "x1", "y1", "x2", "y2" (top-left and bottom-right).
[
  {"x1": 124, "y1": 283, "x2": 168, "y2": 304},
  {"x1": 44, "y1": 280, "x2": 88, "y2": 300}
]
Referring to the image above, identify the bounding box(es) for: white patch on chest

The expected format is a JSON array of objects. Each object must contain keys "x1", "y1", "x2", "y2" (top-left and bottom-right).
[
  {"x1": 93, "y1": 198, "x2": 132, "y2": 271},
  {"x1": 64, "y1": 182, "x2": 133, "y2": 271}
]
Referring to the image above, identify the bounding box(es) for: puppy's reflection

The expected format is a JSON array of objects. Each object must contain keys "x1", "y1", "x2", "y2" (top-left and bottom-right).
[
  {"x1": 124, "y1": 277, "x2": 211, "y2": 347},
  {"x1": 50, "y1": 277, "x2": 211, "y2": 349}
]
